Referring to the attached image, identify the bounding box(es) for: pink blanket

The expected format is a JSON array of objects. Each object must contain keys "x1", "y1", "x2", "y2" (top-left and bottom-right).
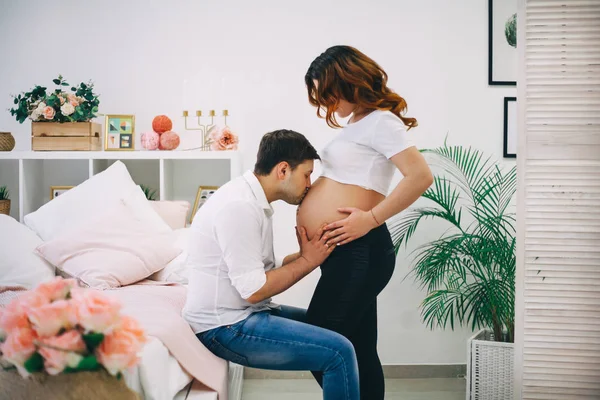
[{"x1": 105, "y1": 282, "x2": 229, "y2": 400}]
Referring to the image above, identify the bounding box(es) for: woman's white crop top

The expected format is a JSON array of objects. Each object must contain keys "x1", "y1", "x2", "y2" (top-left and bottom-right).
[{"x1": 320, "y1": 110, "x2": 414, "y2": 196}]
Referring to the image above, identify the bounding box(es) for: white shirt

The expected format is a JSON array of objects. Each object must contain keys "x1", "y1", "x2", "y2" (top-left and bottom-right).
[
  {"x1": 321, "y1": 110, "x2": 414, "y2": 195},
  {"x1": 182, "y1": 171, "x2": 277, "y2": 333}
]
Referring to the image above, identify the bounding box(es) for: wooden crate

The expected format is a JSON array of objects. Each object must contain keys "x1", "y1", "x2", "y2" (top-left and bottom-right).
[{"x1": 31, "y1": 122, "x2": 102, "y2": 151}]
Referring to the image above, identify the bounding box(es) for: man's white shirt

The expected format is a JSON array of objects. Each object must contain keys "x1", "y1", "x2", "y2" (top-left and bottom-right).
[{"x1": 182, "y1": 170, "x2": 278, "y2": 333}]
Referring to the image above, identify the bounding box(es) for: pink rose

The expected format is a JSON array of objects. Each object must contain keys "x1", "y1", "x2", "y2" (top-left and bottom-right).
[
  {"x1": 35, "y1": 277, "x2": 78, "y2": 302},
  {"x1": 71, "y1": 288, "x2": 121, "y2": 334},
  {"x1": 0, "y1": 291, "x2": 48, "y2": 336},
  {"x1": 42, "y1": 106, "x2": 56, "y2": 120},
  {"x1": 96, "y1": 323, "x2": 145, "y2": 376},
  {"x1": 118, "y1": 316, "x2": 146, "y2": 344},
  {"x1": 59, "y1": 96, "x2": 66, "y2": 105},
  {"x1": 28, "y1": 300, "x2": 75, "y2": 337},
  {"x1": 0, "y1": 327, "x2": 37, "y2": 377},
  {"x1": 38, "y1": 330, "x2": 86, "y2": 375},
  {"x1": 67, "y1": 94, "x2": 80, "y2": 107},
  {"x1": 209, "y1": 126, "x2": 239, "y2": 151}
]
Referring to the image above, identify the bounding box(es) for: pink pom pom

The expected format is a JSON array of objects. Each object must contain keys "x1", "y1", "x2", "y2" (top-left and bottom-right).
[
  {"x1": 141, "y1": 131, "x2": 160, "y2": 150},
  {"x1": 159, "y1": 131, "x2": 180, "y2": 150}
]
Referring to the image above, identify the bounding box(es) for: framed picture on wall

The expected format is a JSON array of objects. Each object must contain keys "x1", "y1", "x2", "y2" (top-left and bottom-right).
[
  {"x1": 50, "y1": 186, "x2": 74, "y2": 200},
  {"x1": 190, "y1": 185, "x2": 220, "y2": 224},
  {"x1": 503, "y1": 97, "x2": 517, "y2": 158},
  {"x1": 104, "y1": 114, "x2": 135, "y2": 151},
  {"x1": 489, "y1": 0, "x2": 517, "y2": 85}
]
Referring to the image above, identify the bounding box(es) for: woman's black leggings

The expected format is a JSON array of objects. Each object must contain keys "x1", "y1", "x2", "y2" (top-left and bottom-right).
[{"x1": 306, "y1": 224, "x2": 396, "y2": 400}]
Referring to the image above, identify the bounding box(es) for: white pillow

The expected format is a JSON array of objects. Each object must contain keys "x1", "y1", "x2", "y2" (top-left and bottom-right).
[
  {"x1": 149, "y1": 228, "x2": 190, "y2": 284},
  {"x1": 0, "y1": 215, "x2": 55, "y2": 289},
  {"x1": 35, "y1": 201, "x2": 182, "y2": 290},
  {"x1": 149, "y1": 201, "x2": 191, "y2": 230},
  {"x1": 24, "y1": 161, "x2": 139, "y2": 241},
  {"x1": 123, "y1": 185, "x2": 173, "y2": 234}
]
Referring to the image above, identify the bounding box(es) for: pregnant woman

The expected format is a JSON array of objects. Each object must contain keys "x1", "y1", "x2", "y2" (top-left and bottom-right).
[{"x1": 297, "y1": 45, "x2": 434, "y2": 399}]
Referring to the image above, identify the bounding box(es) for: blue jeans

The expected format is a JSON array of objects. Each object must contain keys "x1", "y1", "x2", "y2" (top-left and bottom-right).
[{"x1": 197, "y1": 305, "x2": 360, "y2": 400}]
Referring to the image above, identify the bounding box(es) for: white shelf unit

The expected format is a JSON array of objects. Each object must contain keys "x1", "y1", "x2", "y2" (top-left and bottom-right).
[{"x1": 0, "y1": 151, "x2": 243, "y2": 223}]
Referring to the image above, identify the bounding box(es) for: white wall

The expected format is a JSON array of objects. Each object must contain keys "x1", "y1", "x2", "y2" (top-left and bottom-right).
[{"x1": 0, "y1": 0, "x2": 516, "y2": 364}]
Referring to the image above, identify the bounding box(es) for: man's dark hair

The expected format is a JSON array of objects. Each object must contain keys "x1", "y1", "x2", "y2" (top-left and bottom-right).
[{"x1": 254, "y1": 129, "x2": 320, "y2": 176}]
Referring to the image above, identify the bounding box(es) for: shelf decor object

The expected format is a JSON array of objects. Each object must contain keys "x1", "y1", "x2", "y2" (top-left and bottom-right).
[{"x1": 9, "y1": 75, "x2": 101, "y2": 151}]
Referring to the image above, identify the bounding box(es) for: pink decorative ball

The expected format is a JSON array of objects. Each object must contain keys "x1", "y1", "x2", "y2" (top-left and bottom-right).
[
  {"x1": 159, "y1": 131, "x2": 180, "y2": 150},
  {"x1": 141, "y1": 131, "x2": 160, "y2": 150}
]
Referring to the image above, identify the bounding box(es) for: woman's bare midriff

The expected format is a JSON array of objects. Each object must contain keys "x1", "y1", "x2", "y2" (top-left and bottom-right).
[{"x1": 296, "y1": 177, "x2": 385, "y2": 240}]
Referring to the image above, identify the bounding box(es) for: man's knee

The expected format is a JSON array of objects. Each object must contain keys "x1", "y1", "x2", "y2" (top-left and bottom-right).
[{"x1": 325, "y1": 333, "x2": 357, "y2": 371}]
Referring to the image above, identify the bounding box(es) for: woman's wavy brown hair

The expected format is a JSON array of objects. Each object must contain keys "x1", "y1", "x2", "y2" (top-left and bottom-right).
[{"x1": 305, "y1": 45, "x2": 417, "y2": 130}]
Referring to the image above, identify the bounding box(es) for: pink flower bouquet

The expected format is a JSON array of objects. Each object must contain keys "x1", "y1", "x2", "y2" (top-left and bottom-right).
[
  {"x1": 0, "y1": 277, "x2": 146, "y2": 378},
  {"x1": 207, "y1": 125, "x2": 239, "y2": 151}
]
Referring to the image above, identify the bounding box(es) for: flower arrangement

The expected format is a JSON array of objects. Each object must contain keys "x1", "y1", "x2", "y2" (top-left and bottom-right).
[
  {"x1": 208, "y1": 126, "x2": 239, "y2": 151},
  {"x1": 9, "y1": 75, "x2": 100, "y2": 124},
  {"x1": 0, "y1": 277, "x2": 146, "y2": 378}
]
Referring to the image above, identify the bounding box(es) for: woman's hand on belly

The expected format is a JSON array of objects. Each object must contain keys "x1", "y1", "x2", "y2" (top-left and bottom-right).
[{"x1": 322, "y1": 207, "x2": 380, "y2": 246}]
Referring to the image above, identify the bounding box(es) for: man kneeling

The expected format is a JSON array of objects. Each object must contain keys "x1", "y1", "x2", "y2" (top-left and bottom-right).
[{"x1": 183, "y1": 130, "x2": 359, "y2": 400}]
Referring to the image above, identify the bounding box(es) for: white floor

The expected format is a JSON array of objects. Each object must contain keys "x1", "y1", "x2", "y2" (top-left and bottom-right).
[{"x1": 242, "y1": 378, "x2": 466, "y2": 400}]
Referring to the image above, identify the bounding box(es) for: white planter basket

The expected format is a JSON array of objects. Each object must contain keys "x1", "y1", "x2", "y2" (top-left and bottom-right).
[{"x1": 466, "y1": 329, "x2": 514, "y2": 400}]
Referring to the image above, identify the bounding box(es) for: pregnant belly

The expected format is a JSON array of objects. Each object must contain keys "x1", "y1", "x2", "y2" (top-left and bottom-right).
[{"x1": 296, "y1": 177, "x2": 385, "y2": 240}]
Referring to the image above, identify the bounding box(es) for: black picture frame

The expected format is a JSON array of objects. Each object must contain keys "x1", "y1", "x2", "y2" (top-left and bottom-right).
[
  {"x1": 489, "y1": 0, "x2": 517, "y2": 86},
  {"x1": 503, "y1": 97, "x2": 517, "y2": 158}
]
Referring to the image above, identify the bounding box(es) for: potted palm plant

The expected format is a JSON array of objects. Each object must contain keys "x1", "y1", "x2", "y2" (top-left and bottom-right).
[
  {"x1": 0, "y1": 186, "x2": 10, "y2": 216},
  {"x1": 389, "y1": 142, "x2": 516, "y2": 399}
]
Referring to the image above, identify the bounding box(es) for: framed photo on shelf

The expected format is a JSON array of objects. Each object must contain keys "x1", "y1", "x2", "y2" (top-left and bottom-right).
[
  {"x1": 50, "y1": 186, "x2": 74, "y2": 200},
  {"x1": 190, "y1": 186, "x2": 220, "y2": 224},
  {"x1": 104, "y1": 114, "x2": 135, "y2": 151},
  {"x1": 503, "y1": 97, "x2": 517, "y2": 158},
  {"x1": 488, "y1": 0, "x2": 517, "y2": 85}
]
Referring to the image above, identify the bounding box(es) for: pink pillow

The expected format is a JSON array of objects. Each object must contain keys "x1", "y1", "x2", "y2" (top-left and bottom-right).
[
  {"x1": 149, "y1": 201, "x2": 191, "y2": 230},
  {"x1": 35, "y1": 201, "x2": 182, "y2": 290}
]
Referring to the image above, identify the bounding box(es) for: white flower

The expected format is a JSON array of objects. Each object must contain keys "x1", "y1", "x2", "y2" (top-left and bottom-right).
[
  {"x1": 36, "y1": 102, "x2": 46, "y2": 111},
  {"x1": 60, "y1": 102, "x2": 75, "y2": 116},
  {"x1": 30, "y1": 110, "x2": 41, "y2": 121}
]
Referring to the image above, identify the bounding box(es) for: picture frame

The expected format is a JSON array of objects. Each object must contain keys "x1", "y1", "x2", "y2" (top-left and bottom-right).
[
  {"x1": 104, "y1": 114, "x2": 135, "y2": 151},
  {"x1": 503, "y1": 97, "x2": 517, "y2": 158},
  {"x1": 488, "y1": 0, "x2": 517, "y2": 86},
  {"x1": 50, "y1": 186, "x2": 74, "y2": 200},
  {"x1": 190, "y1": 186, "x2": 220, "y2": 224}
]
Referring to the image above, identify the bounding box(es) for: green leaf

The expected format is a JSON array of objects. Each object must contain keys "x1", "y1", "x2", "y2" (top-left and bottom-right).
[
  {"x1": 76, "y1": 355, "x2": 100, "y2": 371},
  {"x1": 24, "y1": 352, "x2": 44, "y2": 373},
  {"x1": 82, "y1": 332, "x2": 104, "y2": 351},
  {"x1": 61, "y1": 82, "x2": 69, "y2": 86},
  {"x1": 52, "y1": 79, "x2": 61, "y2": 85}
]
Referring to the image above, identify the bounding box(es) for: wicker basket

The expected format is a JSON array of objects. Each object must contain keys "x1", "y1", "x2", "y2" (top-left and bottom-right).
[
  {"x1": 0, "y1": 200, "x2": 10, "y2": 216},
  {"x1": 466, "y1": 329, "x2": 514, "y2": 400},
  {"x1": 0, "y1": 131, "x2": 15, "y2": 151},
  {"x1": 0, "y1": 367, "x2": 140, "y2": 400}
]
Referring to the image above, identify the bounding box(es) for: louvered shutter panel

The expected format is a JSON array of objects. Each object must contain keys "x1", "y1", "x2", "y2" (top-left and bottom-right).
[{"x1": 515, "y1": 0, "x2": 600, "y2": 399}]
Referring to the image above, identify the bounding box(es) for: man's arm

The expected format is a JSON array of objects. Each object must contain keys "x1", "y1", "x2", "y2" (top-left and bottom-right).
[
  {"x1": 281, "y1": 252, "x2": 301, "y2": 266},
  {"x1": 246, "y1": 226, "x2": 332, "y2": 304}
]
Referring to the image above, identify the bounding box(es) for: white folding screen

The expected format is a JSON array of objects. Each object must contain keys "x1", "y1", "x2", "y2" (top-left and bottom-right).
[{"x1": 515, "y1": 0, "x2": 600, "y2": 399}]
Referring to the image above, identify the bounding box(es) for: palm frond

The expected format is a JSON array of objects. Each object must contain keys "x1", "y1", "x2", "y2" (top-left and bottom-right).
[
  {"x1": 389, "y1": 207, "x2": 461, "y2": 253},
  {"x1": 422, "y1": 145, "x2": 498, "y2": 207},
  {"x1": 421, "y1": 289, "x2": 465, "y2": 330}
]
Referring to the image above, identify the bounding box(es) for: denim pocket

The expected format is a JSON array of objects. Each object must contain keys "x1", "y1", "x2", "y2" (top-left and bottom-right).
[{"x1": 208, "y1": 337, "x2": 249, "y2": 366}]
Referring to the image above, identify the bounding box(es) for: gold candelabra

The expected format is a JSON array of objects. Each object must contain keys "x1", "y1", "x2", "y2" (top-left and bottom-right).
[{"x1": 182, "y1": 109, "x2": 229, "y2": 151}]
